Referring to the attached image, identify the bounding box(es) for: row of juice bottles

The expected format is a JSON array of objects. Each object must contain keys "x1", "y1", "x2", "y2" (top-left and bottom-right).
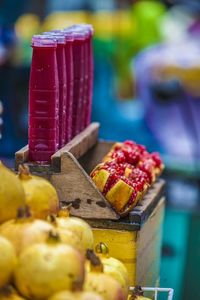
[{"x1": 28, "y1": 24, "x2": 93, "y2": 163}]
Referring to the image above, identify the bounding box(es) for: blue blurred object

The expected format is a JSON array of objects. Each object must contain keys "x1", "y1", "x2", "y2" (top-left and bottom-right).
[
  {"x1": 47, "y1": 0, "x2": 116, "y2": 13},
  {"x1": 134, "y1": 41, "x2": 200, "y2": 173},
  {"x1": 0, "y1": 26, "x2": 16, "y2": 47},
  {"x1": 0, "y1": 26, "x2": 17, "y2": 65},
  {"x1": 174, "y1": 0, "x2": 200, "y2": 14},
  {"x1": 160, "y1": 208, "x2": 191, "y2": 300},
  {"x1": 0, "y1": 101, "x2": 2, "y2": 139},
  {"x1": 92, "y1": 54, "x2": 162, "y2": 152},
  {"x1": 0, "y1": 66, "x2": 28, "y2": 157},
  {"x1": 0, "y1": 0, "x2": 26, "y2": 25}
]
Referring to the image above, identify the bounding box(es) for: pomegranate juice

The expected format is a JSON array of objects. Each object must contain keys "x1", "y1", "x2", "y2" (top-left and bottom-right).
[{"x1": 28, "y1": 35, "x2": 59, "y2": 163}]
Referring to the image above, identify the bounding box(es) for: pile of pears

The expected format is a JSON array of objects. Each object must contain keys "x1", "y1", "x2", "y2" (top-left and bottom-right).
[
  {"x1": 0, "y1": 161, "x2": 151, "y2": 300},
  {"x1": 0, "y1": 162, "x2": 59, "y2": 223}
]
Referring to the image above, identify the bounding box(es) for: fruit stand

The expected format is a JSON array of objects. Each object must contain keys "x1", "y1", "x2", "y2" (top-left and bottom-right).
[
  {"x1": 0, "y1": 23, "x2": 169, "y2": 300},
  {"x1": 15, "y1": 122, "x2": 165, "y2": 288}
]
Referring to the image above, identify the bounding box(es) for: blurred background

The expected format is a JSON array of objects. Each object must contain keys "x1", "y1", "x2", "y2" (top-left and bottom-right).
[{"x1": 0, "y1": 0, "x2": 200, "y2": 299}]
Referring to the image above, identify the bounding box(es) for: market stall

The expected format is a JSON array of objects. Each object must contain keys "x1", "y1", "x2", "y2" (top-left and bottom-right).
[{"x1": 0, "y1": 22, "x2": 172, "y2": 300}]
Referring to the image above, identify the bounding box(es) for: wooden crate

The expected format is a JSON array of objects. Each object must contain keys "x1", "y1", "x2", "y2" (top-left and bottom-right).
[
  {"x1": 15, "y1": 123, "x2": 117, "y2": 220},
  {"x1": 15, "y1": 122, "x2": 165, "y2": 286},
  {"x1": 88, "y1": 185, "x2": 165, "y2": 287}
]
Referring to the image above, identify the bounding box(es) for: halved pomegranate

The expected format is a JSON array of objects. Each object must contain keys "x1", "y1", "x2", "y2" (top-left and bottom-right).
[{"x1": 91, "y1": 140, "x2": 164, "y2": 216}]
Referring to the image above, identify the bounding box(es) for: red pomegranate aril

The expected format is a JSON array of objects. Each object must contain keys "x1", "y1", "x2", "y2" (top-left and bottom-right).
[
  {"x1": 122, "y1": 149, "x2": 140, "y2": 165},
  {"x1": 127, "y1": 190, "x2": 138, "y2": 207},
  {"x1": 91, "y1": 139, "x2": 164, "y2": 215},
  {"x1": 124, "y1": 140, "x2": 137, "y2": 147},
  {"x1": 120, "y1": 176, "x2": 142, "y2": 194},
  {"x1": 138, "y1": 165, "x2": 153, "y2": 184},
  {"x1": 111, "y1": 151, "x2": 126, "y2": 163},
  {"x1": 113, "y1": 145, "x2": 122, "y2": 151},
  {"x1": 124, "y1": 140, "x2": 146, "y2": 153},
  {"x1": 151, "y1": 152, "x2": 162, "y2": 168},
  {"x1": 131, "y1": 178, "x2": 143, "y2": 193},
  {"x1": 103, "y1": 162, "x2": 125, "y2": 176},
  {"x1": 120, "y1": 176, "x2": 132, "y2": 186},
  {"x1": 126, "y1": 167, "x2": 149, "y2": 185},
  {"x1": 135, "y1": 181, "x2": 143, "y2": 192}
]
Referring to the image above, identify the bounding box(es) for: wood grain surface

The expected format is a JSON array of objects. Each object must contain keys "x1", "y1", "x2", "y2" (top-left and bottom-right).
[
  {"x1": 86, "y1": 179, "x2": 165, "y2": 229},
  {"x1": 51, "y1": 122, "x2": 100, "y2": 172},
  {"x1": 15, "y1": 124, "x2": 165, "y2": 222}
]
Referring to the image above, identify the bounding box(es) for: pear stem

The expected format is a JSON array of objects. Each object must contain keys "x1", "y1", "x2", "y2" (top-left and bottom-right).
[
  {"x1": 1, "y1": 286, "x2": 15, "y2": 296},
  {"x1": 47, "y1": 230, "x2": 61, "y2": 243},
  {"x1": 18, "y1": 164, "x2": 32, "y2": 179},
  {"x1": 130, "y1": 286, "x2": 144, "y2": 299},
  {"x1": 17, "y1": 206, "x2": 31, "y2": 219},
  {"x1": 47, "y1": 214, "x2": 57, "y2": 225},
  {"x1": 58, "y1": 205, "x2": 72, "y2": 218},
  {"x1": 86, "y1": 249, "x2": 103, "y2": 273},
  {"x1": 95, "y1": 242, "x2": 109, "y2": 256}
]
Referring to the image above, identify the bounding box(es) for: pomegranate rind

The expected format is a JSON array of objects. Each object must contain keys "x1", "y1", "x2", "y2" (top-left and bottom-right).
[
  {"x1": 105, "y1": 179, "x2": 134, "y2": 212},
  {"x1": 91, "y1": 169, "x2": 110, "y2": 193},
  {"x1": 90, "y1": 140, "x2": 164, "y2": 216}
]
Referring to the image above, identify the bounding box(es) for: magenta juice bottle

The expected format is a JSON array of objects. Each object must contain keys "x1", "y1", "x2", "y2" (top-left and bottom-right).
[
  {"x1": 83, "y1": 25, "x2": 94, "y2": 127},
  {"x1": 29, "y1": 35, "x2": 59, "y2": 163},
  {"x1": 81, "y1": 28, "x2": 90, "y2": 131},
  {"x1": 69, "y1": 24, "x2": 94, "y2": 129},
  {"x1": 72, "y1": 31, "x2": 85, "y2": 136},
  {"x1": 44, "y1": 32, "x2": 67, "y2": 148},
  {"x1": 52, "y1": 34, "x2": 66, "y2": 148},
  {"x1": 61, "y1": 30, "x2": 74, "y2": 143},
  {"x1": 68, "y1": 25, "x2": 90, "y2": 132},
  {"x1": 66, "y1": 28, "x2": 85, "y2": 137}
]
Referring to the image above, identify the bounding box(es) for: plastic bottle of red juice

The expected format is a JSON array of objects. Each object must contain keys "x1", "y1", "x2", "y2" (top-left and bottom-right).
[
  {"x1": 65, "y1": 28, "x2": 85, "y2": 137},
  {"x1": 58, "y1": 30, "x2": 74, "y2": 143},
  {"x1": 67, "y1": 25, "x2": 89, "y2": 133},
  {"x1": 81, "y1": 28, "x2": 90, "y2": 131},
  {"x1": 44, "y1": 32, "x2": 67, "y2": 148},
  {"x1": 68, "y1": 24, "x2": 94, "y2": 130},
  {"x1": 28, "y1": 35, "x2": 59, "y2": 163},
  {"x1": 83, "y1": 24, "x2": 94, "y2": 127}
]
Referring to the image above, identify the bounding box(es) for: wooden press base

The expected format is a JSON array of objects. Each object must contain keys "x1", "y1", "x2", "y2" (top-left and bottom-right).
[
  {"x1": 15, "y1": 122, "x2": 166, "y2": 287},
  {"x1": 15, "y1": 123, "x2": 118, "y2": 219},
  {"x1": 15, "y1": 122, "x2": 165, "y2": 222}
]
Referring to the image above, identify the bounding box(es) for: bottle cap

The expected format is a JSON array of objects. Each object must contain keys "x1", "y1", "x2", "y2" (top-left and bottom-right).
[
  {"x1": 60, "y1": 30, "x2": 74, "y2": 41},
  {"x1": 65, "y1": 28, "x2": 86, "y2": 41},
  {"x1": 68, "y1": 24, "x2": 94, "y2": 36},
  {"x1": 43, "y1": 32, "x2": 65, "y2": 44},
  {"x1": 32, "y1": 35, "x2": 57, "y2": 47}
]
